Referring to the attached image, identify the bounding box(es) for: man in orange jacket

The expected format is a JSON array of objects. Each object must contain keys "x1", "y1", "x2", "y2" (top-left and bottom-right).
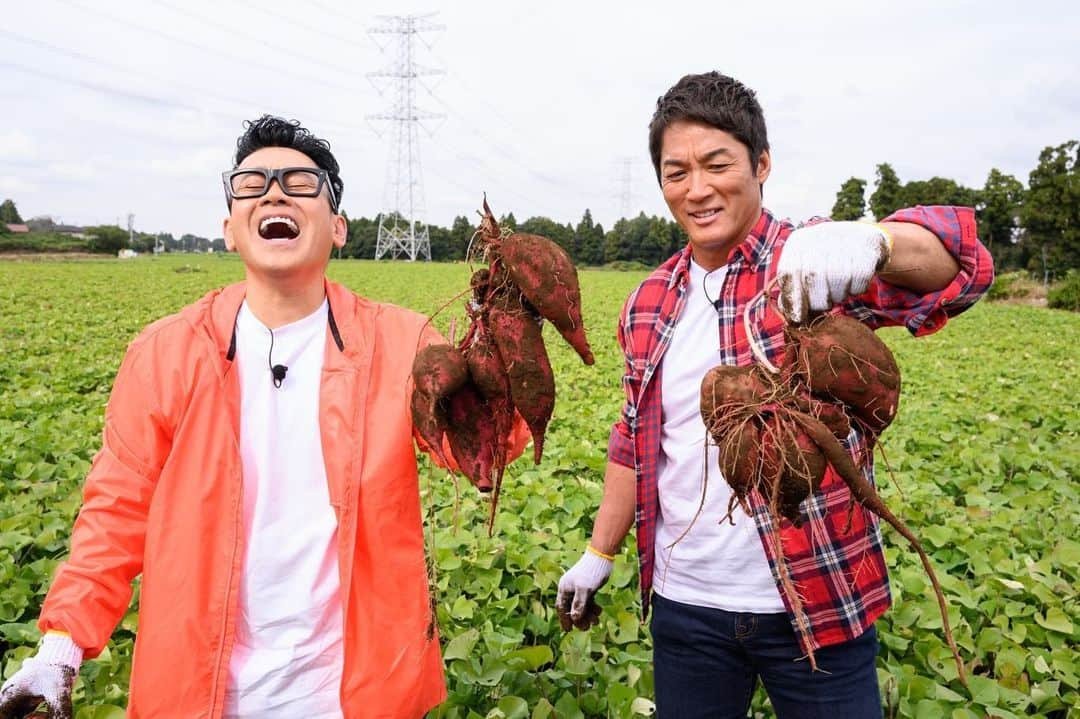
[{"x1": 0, "y1": 116, "x2": 519, "y2": 719}]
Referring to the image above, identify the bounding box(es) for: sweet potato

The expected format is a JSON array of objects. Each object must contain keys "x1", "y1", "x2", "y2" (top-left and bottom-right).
[
  {"x1": 498, "y1": 232, "x2": 594, "y2": 365},
  {"x1": 443, "y1": 381, "x2": 497, "y2": 492},
  {"x1": 411, "y1": 344, "x2": 469, "y2": 465},
  {"x1": 758, "y1": 414, "x2": 827, "y2": 526},
  {"x1": 714, "y1": 415, "x2": 762, "y2": 501},
  {"x1": 464, "y1": 316, "x2": 517, "y2": 523},
  {"x1": 788, "y1": 314, "x2": 900, "y2": 435},
  {"x1": 486, "y1": 302, "x2": 555, "y2": 464},
  {"x1": 793, "y1": 412, "x2": 966, "y2": 685},
  {"x1": 700, "y1": 364, "x2": 773, "y2": 421}
]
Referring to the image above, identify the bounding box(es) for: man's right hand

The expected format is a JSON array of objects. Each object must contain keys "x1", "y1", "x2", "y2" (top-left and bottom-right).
[
  {"x1": 556, "y1": 549, "x2": 614, "y2": 631},
  {"x1": 0, "y1": 634, "x2": 82, "y2": 719}
]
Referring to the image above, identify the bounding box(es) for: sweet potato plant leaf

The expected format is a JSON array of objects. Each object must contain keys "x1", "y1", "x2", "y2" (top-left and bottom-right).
[
  {"x1": 443, "y1": 628, "x2": 479, "y2": 661},
  {"x1": 494, "y1": 696, "x2": 528, "y2": 719},
  {"x1": 503, "y1": 645, "x2": 553, "y2": 672},
  {"x1": 1034, "y1": 607, "x2": 1074, "y2": 635}
]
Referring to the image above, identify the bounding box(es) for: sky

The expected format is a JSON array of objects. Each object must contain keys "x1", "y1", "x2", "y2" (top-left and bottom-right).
[{"x1": 2, "y1": 0, "x2": 1078, "y2": 242}]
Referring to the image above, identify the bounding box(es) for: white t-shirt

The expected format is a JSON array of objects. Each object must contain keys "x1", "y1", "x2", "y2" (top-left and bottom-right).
[
  {"x1": 653, "y1": 259, "x2": 785, "y2": 612},
  {"x1": 224, "y1": 299, "x2": 345, "y2": 719}
]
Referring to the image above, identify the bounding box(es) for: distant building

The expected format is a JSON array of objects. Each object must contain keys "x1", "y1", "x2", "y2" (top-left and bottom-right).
[
  {"x1": 4, "y1": 223, "x2": 29, "y2": 233},
  {"x1": 55, "y1": 224, "x2": 93, "y2": 239}
]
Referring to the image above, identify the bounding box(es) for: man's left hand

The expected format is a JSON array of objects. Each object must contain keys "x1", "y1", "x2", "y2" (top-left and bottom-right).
[{"x1": 776, "y1": 222, "x2": 892, "y2": 323}]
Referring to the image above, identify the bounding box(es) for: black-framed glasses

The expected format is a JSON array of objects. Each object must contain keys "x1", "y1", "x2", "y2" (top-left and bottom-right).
[{"x1": 222, "y1": 167, "x2": 339, "y2": 210}]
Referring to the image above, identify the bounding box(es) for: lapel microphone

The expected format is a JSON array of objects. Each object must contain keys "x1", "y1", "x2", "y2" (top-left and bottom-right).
[{"x1": 267, "y1": 327, "x2": 288, "y2": 388}]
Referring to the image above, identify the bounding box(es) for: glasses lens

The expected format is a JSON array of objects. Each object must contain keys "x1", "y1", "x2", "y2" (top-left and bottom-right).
[
  {"x1": 230, "y1": 171, "x2": 268, "y2": 198},
  {"x1": 282, "y1": 169, "x2": 322, "y2": 196}
]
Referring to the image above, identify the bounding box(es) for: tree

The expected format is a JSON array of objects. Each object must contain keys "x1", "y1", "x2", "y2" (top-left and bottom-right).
[
  {"x1": 519, "y1": 216, "x2": 574, "y2": 259},
  {"x1": 344, "y1": 215, "x2": 378, "y2": 259},
  {"x1": 447, "y1": 215, "x2": 474, "y2": 262},
  {"x1": 869, "y1": 163, "x2": 904, "y2": 220},
  {"x1": 831, "y1": 178, "x2": 867, "y2": 220},
  {"x1": 901, "y1": 176, "x2": 979, "y2": 208},
  {"x1": 575, "y1": 209, "x2": 606, "y2": 266},
  {"x1": 498, "y1": 212, "x2": 518, "y2": 232},
  {"x1": 1020, "y1": 140, "x2": 1080, "y2": 281},
  {"x1": 977, "y1": 168, "x2": 1026, "y2": 270},
  {"x1": 85, "y1": 225, "x2": 128, "y2": 254},
  {"x1": 0, "y1": 199, "x2": 23, "y2": 224}
]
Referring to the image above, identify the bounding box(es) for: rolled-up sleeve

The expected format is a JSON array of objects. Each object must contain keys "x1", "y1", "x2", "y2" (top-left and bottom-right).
[{"x1": 847, "y1": 205, "x2": 995, "y2": 336}]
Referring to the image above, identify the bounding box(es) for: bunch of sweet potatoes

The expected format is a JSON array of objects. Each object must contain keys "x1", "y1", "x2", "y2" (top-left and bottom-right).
[
  {"x1": 699, "y1": 313, "x2": 965, "y2": 684},
  {"x1": 411, "y1": 198, "x2": 594, "y2": 512}
]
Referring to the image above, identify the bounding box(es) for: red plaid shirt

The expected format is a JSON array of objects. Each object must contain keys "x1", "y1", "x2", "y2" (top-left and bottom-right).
[{"x1": 608, "y1": 205, "x2": 994, "y2": 653}]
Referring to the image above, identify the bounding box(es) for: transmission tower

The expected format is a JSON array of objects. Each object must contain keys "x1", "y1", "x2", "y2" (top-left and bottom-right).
[
  {"x1": 615, "y1": 157, "x2": 635, "y2": 219},
  {"x1": 367, "y1": 14, "x2": 445, "y2": 261},
  {"x1": 127, "y1": 213, "x2": 135, "y2": 248}
]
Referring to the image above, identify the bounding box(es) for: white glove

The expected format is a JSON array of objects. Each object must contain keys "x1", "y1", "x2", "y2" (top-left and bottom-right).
[
  {"x1": 0, "y1": 633, "x2": 82, "y2": 719},
  {"x1": 556, "y1": 549, "x2": 613, "y2": 631},
  {"x1": 776, "y1": 221, "x2": 893, "y2": 323}
]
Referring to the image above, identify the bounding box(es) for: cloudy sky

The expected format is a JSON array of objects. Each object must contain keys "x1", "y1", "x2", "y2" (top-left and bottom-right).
[{"x1": 2, "y1": 0, "x2": 1077, "y2": 241}]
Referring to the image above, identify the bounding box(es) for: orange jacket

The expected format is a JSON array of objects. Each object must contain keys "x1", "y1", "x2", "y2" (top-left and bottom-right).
[{"x1": 39, "y1": 280, "x2": 510, "y2": 718}]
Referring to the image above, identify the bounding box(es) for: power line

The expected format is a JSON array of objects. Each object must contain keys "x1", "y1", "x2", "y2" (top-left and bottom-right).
[
  {"x1": 55, "y1": 0, "x2": 362, "y2": 95},
  {"x1": 146, "y1": 0, "x2": 348, "y2": 77}
]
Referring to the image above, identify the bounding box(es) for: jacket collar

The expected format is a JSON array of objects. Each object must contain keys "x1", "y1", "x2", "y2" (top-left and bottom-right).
[{"x1": 208, "y1": 279, "x2": 353, "y2": 370}]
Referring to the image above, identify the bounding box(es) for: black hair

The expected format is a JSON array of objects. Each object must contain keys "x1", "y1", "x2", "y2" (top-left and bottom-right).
[
  {"x1": 647, "y1": 72, "x2": 769, "y2": 185},
  {"x1": 233, "y1": 115, "x2": 344, "y2": 210}
]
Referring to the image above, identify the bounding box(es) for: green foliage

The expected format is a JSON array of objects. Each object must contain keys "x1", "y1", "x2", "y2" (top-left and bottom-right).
[
  {"x1": 986, "y1": 271, "x2": 1042, "y2": 303},
  {"x1": 1047, "y1": 270, "x2": 1080, "y2": 311},
  {"x1": 0, "y1": 232, "x2": 92, "y2": 253},
  {"x1": 859, "y1": 140, "x2": 1078, "y2": 276},
  {"x1": 832, "y1": 177, "x2": 867, "y2": 220},
  {"x1": 870, "y1": 163, "x2": 905, "y2": 220},
  {"x1": 2, "y1": 256, "x2": 1078, "y2": 717},
  {"x1": 601, "y1": 260, "x2": 653, "y2": 272},
  {"x1": 575, "y1": 209, "x2": 606, "y2": 266},
  {"x1": 901, "y1": 176, "x2": 980, "y2": 208},
  {"x1": 1020, "y1": 141, "x2": 1080, "y2": 281},
  {"x1": 979, "y1": 169, "x2": 1026, "y2": 271},
  {"x1": 0, "y1": 199, "x2": 23, "y2": 224},
  {"x1": 84, "y1": 226, "x2": 128, "y2": 254}
]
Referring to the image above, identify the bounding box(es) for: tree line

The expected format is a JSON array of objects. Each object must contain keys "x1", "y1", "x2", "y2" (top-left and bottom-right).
[
  {"x1": 5, "y1": 139, "x2": 1075, "y2": 275},
  {"x1": 831, "y1": 140, "x2": 1078, "y2": 281},
  {"x1": 336, "y1": 208, "x2": 689, "y2": 269}
]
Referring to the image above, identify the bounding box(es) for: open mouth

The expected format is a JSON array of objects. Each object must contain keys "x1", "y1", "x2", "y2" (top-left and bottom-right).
[
  {"x1": 259, "y1": 216, "x2": 300, "y2": 240},
  {"x1": 689, "y1": 208, "x2": 721, "y2": 219}
]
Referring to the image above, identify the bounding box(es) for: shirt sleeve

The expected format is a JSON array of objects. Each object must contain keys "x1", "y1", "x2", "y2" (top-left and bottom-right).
[
  {"x1": 607, "y1": 297, "x2": 636, "y2": 469},
  {"x1": 38, "y1": 340, "x2": 170, "y2": 658},
  {"x1": 844, "y1": 205, "x2": 995, "y2": 336}
]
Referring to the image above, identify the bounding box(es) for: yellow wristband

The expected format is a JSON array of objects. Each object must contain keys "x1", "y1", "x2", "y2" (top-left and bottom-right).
[
  {"x1": 587, "y1": 545, "x2": 616, "y2": 561},
  {"x1": 46, "y1": 630, "x2": 72, "y2": 637},
  {"x1": 873, "y1": 223, "x2": 895, "y2": 255}
]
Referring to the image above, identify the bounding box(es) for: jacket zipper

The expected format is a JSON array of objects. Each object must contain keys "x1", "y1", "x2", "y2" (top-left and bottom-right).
[{"x1": 207, "y1": 455, "x2": 244, "y2": 717}]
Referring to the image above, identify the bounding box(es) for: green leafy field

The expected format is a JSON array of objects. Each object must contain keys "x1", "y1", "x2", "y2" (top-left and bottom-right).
[{"x1": 1, "y1": 255, "x2": 1077, "y2": 718}]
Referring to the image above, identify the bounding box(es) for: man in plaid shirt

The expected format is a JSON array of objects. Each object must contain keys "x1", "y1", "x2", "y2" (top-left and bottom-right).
[{"x1": 556, "y1": 72, "x2": 993, "y2": 717}]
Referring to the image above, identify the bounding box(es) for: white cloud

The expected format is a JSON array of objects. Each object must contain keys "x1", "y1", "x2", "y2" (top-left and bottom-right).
[
  {"x1": 0, "y1": 176, "x2": 40, "y2": 194},
  {"x1": 0, "y1": 131, "x2": 37, "y2": 162}
]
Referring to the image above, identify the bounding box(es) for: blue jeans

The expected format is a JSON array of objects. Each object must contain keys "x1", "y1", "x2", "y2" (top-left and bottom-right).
[{"x1": 650, "y1": 594, "x2": 882, "y2": 719}]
